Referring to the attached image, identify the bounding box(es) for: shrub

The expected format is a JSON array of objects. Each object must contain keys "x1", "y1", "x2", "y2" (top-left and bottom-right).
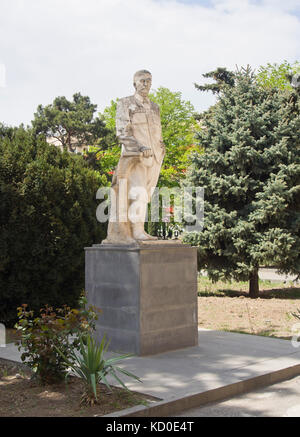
[
  {"x1": 0, "y1": 127, "x2": 107, "y2": 325},
  {"x1": 15, "y1": 296, "x2": 100, "y2": 384}
]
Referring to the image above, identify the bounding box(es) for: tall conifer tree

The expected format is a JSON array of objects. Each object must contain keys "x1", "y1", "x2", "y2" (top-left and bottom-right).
[{"x1": 184, "y1": 67, "x2": 300, "y2": 297}]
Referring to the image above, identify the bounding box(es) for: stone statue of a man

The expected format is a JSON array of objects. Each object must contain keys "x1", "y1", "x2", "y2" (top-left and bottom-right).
[{"x1": 103, "y1": 70, "x2": 165, "y2": 244}]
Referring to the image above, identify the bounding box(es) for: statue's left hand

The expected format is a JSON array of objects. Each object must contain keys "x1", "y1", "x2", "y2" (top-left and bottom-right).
[{"x1": 140, "y1": 146, "x2": 153, "y2": 158}]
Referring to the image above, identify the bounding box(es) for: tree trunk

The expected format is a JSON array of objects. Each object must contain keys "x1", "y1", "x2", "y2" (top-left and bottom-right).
[{"x1": 249, "y1": 269, "x2": 259, "y2": 298}]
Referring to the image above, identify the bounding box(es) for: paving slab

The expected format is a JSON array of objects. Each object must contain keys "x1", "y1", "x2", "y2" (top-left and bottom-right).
[
  {"x1": 0, "y1": 342, "x2": 22, "y2": 363},
  {"x1": 173, "y1": 375, "x2": 300, "y2": 417},
  {"x1": 1, "y1": 328, "x2": 300, "y2": 416}
]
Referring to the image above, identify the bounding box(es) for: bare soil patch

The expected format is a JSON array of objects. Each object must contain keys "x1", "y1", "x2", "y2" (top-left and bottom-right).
[
  {"x1": 0, "y1": 359, "x2": 158, "y2": 417},
  {"x1": 198, "y1": 276, "x2": 300, "y2": 339}
]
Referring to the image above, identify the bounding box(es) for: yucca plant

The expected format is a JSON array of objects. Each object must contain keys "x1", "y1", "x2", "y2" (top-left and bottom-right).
[
  {"x1": 292, "y1": 309, "x2": 300, "y2": 321},
  {"x1": 55, "y1": 333, "x2": 141, "y2": 405}
]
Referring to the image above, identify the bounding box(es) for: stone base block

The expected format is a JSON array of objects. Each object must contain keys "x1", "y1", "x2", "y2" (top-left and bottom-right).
[{"x1": 85, "y1": 241, "x2": 198, "y2": 356}]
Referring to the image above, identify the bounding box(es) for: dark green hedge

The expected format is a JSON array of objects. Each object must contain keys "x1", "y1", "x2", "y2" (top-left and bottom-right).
[{"x1": 0, "y1": 126, "x2": 106, "y2": 326}]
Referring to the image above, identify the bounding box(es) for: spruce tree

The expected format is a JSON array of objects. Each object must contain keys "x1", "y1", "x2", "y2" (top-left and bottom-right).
[
  {"x1": 194, "y1": 67, "x2": 235, "y2": 94},
  {"x1": 183, "y1": 67, "x2": 300, "y2": 298}
]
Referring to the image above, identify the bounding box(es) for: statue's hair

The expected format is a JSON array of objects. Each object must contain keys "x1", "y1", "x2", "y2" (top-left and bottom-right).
[{"x1": 133, "y1": 70, "x2": 152, "y2": 85}]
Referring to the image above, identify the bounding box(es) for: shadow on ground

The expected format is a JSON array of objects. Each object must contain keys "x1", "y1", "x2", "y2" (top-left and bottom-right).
[{"x1": 198, "y1": 287, "x2": 300, "y2": 300}]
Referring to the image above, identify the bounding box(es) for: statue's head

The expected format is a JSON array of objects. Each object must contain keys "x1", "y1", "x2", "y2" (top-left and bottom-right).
[{"x1": 133, "y1": 70, "x2": 152, "y2": 98}]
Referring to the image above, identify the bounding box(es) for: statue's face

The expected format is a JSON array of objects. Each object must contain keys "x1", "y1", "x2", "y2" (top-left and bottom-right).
[{"x1": 134, "y1": 73, "x2": 152, "y2": 97}]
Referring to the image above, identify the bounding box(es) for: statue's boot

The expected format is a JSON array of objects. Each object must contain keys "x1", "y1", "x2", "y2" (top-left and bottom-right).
[
  {"x1": 102, "y1": 218, "x2": 136, "y2": 245},
  {"x1": 132, "y1": 223, "x2": 158, "y2": 240}
]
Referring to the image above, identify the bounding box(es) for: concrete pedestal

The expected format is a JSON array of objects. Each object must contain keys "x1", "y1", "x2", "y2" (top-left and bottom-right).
[{"x1": 85, "y1": 241, "x2": 198, "y2": 356}]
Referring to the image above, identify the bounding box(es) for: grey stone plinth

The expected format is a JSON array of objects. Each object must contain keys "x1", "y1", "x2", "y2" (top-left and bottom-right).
[{"x1": 85, "y1": 242, "x2": 198, "y2": 356}]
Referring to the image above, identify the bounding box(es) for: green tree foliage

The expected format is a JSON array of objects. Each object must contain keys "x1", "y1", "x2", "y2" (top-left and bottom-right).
[
  {"x1": 32, "y1": 93, "x2": 109, "y2": 152},
  {"x1": 150, "y1": 87, "x2": 200, "y2": 187},
  {"x1": 85, "y1": 100, "x2": 120, "y2": 173},
  {"x1": 183, "y1": 67, "x2": 300, "y2": 298},
  {"x1": 0, "y1": 127, "x2": 106, "y2": 325},
  {"x1": 0, "y1": 122, "x2": 16, "y2": 139},
  {"x1": 87, "y1": 100, "x2": 120, "y2": 179},
  {"x1": 256, "y1": 60, "x2": 300, "y2": 90},
  {"x1": 194, "y1": 67, "x2": 235, "y2": 95},
  {"x1": 193, "y1": 68, "x2": 235, "y2": 126}
]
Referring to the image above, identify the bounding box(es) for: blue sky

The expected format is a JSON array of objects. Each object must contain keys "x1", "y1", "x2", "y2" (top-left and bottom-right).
[
  {"x1": 158, "y1": 0, "x2": 300, "y2": 18},
  {"x1": 167, "y1": 0, "x2": 300, "y2": 12},
  {"x1": 0, "y1": 0, "x2": 299, "y2": 126},
  {"x1": 174, "y1": 0, "x2": 215, "y2": 6}
]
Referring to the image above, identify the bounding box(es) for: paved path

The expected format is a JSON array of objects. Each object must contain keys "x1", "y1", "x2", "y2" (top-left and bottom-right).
[
  {"x1": 173, "y1": 374, "x2": 300, "y2": 417},
  {"x1": 200, "y1": 268, "x2": 300, "y2": 283},
  {"x1": 258, "y1": 268, "x2": 300, "y2": 283},
  {"x1": 1, "y1": 329, "x2": 299, "y2": 400},
  {"x1": 2, "y1": 328, "x2": 300, "y2": 416}
]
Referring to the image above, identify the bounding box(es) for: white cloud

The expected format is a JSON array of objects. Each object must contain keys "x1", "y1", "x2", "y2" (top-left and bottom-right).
[{"x1": 0, "y1": 0, "x2": 299, "y2": 126}]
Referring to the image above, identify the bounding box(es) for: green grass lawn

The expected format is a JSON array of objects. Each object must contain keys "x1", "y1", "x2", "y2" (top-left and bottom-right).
[{"x1": 198, "y1": 275, "x2": 300, "y2": 299}]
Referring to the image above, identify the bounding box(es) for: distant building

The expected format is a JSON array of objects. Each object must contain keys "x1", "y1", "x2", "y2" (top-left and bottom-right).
[{"x1": 47, "y1": 136, "x2": 89, "y2": 155}]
